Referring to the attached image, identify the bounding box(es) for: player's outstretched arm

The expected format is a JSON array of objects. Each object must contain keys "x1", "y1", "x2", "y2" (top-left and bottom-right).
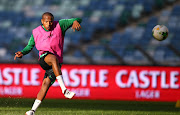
[
  {"x1": 71, "y1": 20, "x2": 81, "y2": 32},
  {"x1": 14, "y1": 51, "x2": 23, "y2": 60},
  {"x1": 14, "y1": 35, "x2": 35, "y2": 60}
]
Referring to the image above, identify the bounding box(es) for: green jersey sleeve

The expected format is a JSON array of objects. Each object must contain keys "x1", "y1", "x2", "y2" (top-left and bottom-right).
[
  {"x1": 21, "y1": 34, "x2": 35, "y2": 55},
  {"x1": 59, "y1": 18, "x2": 82, "y2": 36}
]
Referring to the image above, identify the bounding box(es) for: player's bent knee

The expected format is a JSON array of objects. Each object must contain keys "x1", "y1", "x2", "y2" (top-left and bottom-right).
[{"x1": 42, "y1": 79, "x2": 51, "y2": 87}]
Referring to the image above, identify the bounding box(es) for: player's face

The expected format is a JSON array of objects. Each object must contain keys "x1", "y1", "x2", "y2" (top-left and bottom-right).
[{"x1": 41, "y1": 15, "x2": 54, "y2": 30}]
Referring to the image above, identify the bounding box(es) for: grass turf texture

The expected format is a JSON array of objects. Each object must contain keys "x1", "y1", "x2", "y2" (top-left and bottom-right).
[{"x1": 0, "y1": 98, "x2": 179, "y2": 115}]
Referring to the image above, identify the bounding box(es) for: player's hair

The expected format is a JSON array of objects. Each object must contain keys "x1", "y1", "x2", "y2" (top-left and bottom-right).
[{"x1": 42, "y1": 12, "x2": 54, "y2": 20}]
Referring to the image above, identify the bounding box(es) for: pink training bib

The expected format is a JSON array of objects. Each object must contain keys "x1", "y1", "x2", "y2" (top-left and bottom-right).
[{"x1": 32, "y1": 21, "x2": 64, "y2": 63}]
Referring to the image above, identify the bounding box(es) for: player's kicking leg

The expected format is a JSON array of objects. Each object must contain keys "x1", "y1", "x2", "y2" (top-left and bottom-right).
[
  {"x1": 44, "y1": 54, "x2": 75, "y2": 99},
  {"x1": 25, "y1": 77, "x2": 51, "y2": 115}
]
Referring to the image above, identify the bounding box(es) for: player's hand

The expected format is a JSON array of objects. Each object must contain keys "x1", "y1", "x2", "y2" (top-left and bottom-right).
[
  {"x1": 14, "y1": 51, "x2": 23, "y2": 60},
  {"x1": 72, "y1": 20, "x2": 81, "y2": 32}
]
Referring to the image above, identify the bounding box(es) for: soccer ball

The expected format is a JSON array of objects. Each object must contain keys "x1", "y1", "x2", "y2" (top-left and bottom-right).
[{"x1": 152, "y1": 25, "x2": 168, "y2": 41}]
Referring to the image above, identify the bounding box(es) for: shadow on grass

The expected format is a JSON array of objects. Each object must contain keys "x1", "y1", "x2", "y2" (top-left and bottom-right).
[{"x1": 0, "y1": 98, "x2": 180, "y2": 112}]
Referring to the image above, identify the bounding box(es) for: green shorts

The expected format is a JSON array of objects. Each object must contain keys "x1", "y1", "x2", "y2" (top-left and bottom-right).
[
  {"x1": 39, "y1": 51, "x2": 62, "y2": 85},
  {"x1": 43, "y1": 63, "x2": 62, "y2": 85}
]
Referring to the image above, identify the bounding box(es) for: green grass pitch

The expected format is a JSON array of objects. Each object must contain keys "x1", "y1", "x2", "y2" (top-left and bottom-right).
[{"x1": 0, "y1": 98, "x2": 179, "y2": 115}]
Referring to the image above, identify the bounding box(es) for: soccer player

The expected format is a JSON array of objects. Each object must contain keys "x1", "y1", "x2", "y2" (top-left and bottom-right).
[{"x1": 14, "y1": 12, "x2": 82, "y2": 115}]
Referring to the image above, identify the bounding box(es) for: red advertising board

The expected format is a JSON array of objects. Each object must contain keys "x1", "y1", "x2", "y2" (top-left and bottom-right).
[{"x1": 0, "y1": 64, "x2": 180, "y2": 102}]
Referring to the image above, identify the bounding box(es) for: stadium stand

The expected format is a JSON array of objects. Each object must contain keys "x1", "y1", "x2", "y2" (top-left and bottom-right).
[{"x1": 0, "y1": 0, "x2": 179, "y2": 66}]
